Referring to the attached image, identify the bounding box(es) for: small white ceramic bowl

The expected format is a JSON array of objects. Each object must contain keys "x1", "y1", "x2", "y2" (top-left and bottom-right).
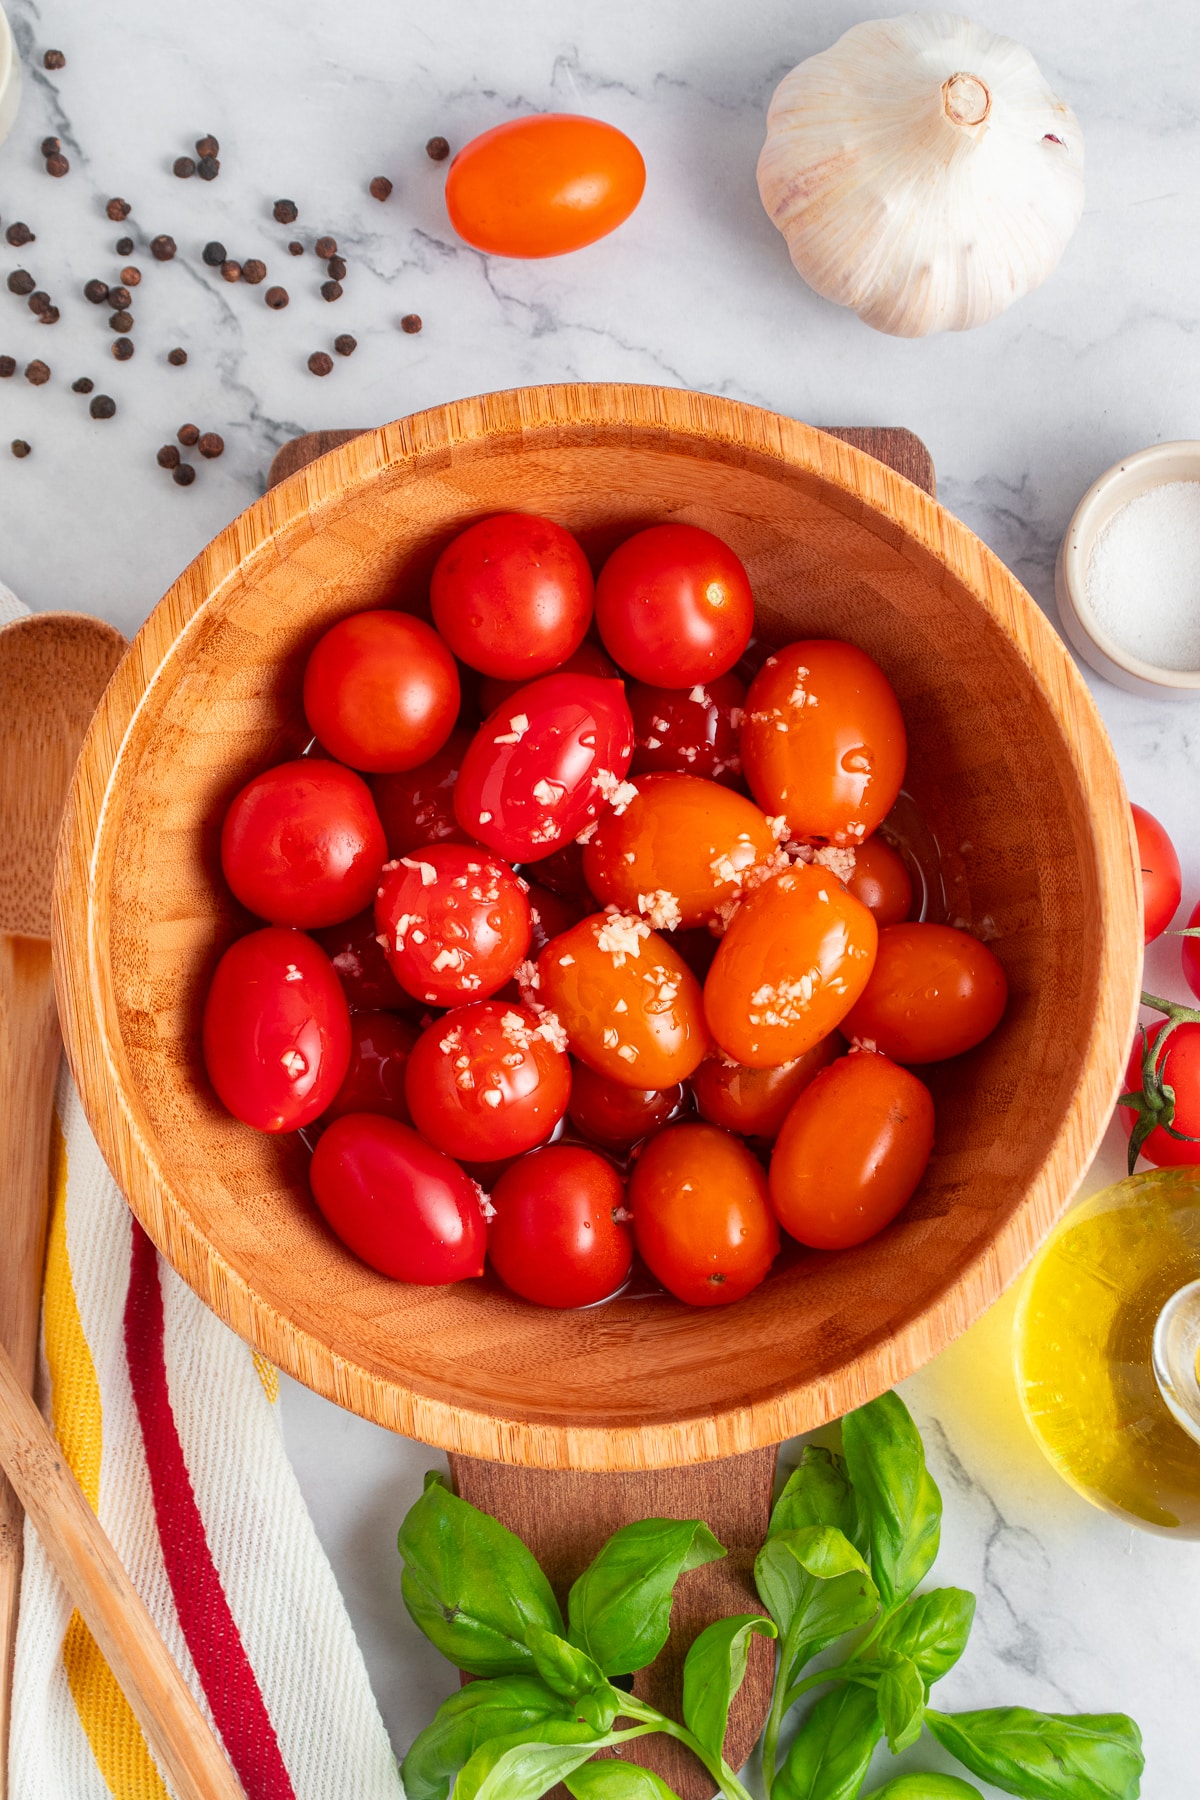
[
  {"x1": 0, "y1": 7, "x2": 21, "y2": 151},
  {"x1": 1056, "y1": 440, "x2": 1200, "y2": 699}
]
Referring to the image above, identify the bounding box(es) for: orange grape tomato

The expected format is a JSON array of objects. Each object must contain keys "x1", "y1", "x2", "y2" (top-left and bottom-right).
[
  {"x1": 845, "y1": 835, "x2": 913, "y2": 927},
  {"x1": 842, "y1": 922, "x2": 1007, "y2": 1064},
  {"x1": 444, "y1": 114, "x2": 646, "y2": 259},
  {"x1": 769, "y1": 1051, "x2": 934, "y2": 1250},
  {"x1": 692, "y1": 1031, "x2": 843, "y2": 1140},
  {"x1": 703, "y1": 863, "x2": 877, "y2": 1068},
  {"x1": 536, "y1": 911, "x2": 708, "y2": 1089},
  {"x1": 566, "y1": 1058, "x2": 684, "y2": 1149},
  {"x1": 629, "y1": 1121, "x2": 779, "y2": 1307},
  {"x1": 582, "y1": 772, "x2": 781, "y2": 930},
  {"x1": 741, "y1": 640, "x2": 907, "y2": 845}
]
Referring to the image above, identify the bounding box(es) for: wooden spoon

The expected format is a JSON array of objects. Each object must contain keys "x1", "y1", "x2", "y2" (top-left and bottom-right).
[{"x1": 0, "y1": 612, "x2": 246, "y2": 1800}]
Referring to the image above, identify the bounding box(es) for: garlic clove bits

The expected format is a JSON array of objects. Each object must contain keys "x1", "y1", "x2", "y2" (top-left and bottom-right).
[{"x1": 757, "y1": 12, "x2": 1085, "y2": 338}]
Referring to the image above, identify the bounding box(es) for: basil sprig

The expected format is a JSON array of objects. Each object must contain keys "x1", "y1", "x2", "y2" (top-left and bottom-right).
[{"x1": 397, "y1": 1395, "x2": 1144, "y2": 1800}]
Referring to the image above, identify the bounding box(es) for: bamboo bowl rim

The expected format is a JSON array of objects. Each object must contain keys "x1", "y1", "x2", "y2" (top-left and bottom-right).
[{"x1": 53, "y1": 383, "x2": 1141, "y2": 1469}]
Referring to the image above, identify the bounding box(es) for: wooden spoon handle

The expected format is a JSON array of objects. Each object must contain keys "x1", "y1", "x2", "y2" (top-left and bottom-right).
[{"x1": 0, "y1": 1334, "x2": 247, "y2": 1800}]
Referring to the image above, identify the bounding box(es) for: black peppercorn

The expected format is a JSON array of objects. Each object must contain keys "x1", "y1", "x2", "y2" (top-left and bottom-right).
[
  {"x1": 173, "y1": 463, "x2": 196, "y2": 486},
  {"x1": 326, "y1": 255, "x2": 346, "y2": 280},
  {"x1": 46, "y1": 153, "x2": 69, "y2": 177},
  {"x1": 116, "y1": 236, "x2": 134, "y2": 257},
  {"x1": 28, "y1": 290, "x2": 51, "y2": 314},
  {"x1": 25, "y1": 360, "x2": 51, "y2": 385},
  {"x1": 150, "y1": 235, "x2": 177, "y2": 261},
  {"x1": 426, "y1": 136, "x2": 450, "y2": 161},
  {"x1": 321, "y1": 279, "x2": 343, "y2": 302},
  {"x1": 173, "y1": 156, "x2": 196, "y2": 179},
  {"x1": 167, "y1": 347, "x2": 187, "y2": 366},
  {"x1": 220, "y1": 260, "x2": 242, "y2": 283},
  {"x1": 7, "y1": 270, "x2": 35, "y2": 295},
  {"x1": 108, "y1": 285, "x2": 131, "y2": 310},
  {"x1": 5, "y1": 223, "x2": 34, "y2": 246},
  {"x1": 109, "y1": 310, "x2": 134, "y2": 332},
  {"x1": 400, "y1": 312, "x2": 422, "y2": 334},
  {"x1": 195, "y1": 135, "x2": 219, "y2": 158},
  {"x1": 198, "y1": 432, "x2": 224, "y2": 459},
  {"x1": 71, "y1": 376, "x2": 94, "y2": 392},
  {"x1": 314, "y1": 235, "x2": 337, "y2": 259},
  {"x1": 121, "y1": 266, "x2": 141, "y2": 287},
  {"x1": 177, "y1": 423, "x2": 200, "y2": 446},
  {"x1": 369, "y1": 175, "x2": 393, "y2": 201},
  {"x1": 41, "y1": 136, "x2": 60, "y2": 157},
  {"x1": 264, "y1": 286, "x2": 289, "y2": 310},
  {"x1": 307, "y1": 351, "x2": 333, "y2": 376},
  {"x1": 0, "y1": 356, "x2": 15, "y2": 377},
  {"x1": 106, "y1": 198, "x2": 131, "y2": 221},
  {"x1": 11, "y1": 439, "x2": 31, "y2": 457},
  {"x1": 287, "y1": 240, "x2": 303, "y2": 256},
  {"x1": 242, "y1": 258, "x2": 267, "y2": 285},
  {"x1": 157, "y1": 444, "x2": 180, "y2": 468},
  {"x1": 334, "y1": 334, "x2": 356, "y2": 356},
  {"x1": 202, "y1": 240, "x2": 227, "y2": 267},
  {"x1": 43, "y1": 49, "x2": 66, "y2": 69},
  {"x1": 37, "y1": 305, "x2": 60, "y2": 324},
  {"x1": 84, "y1": 278, "x2": 109, "y2": 304},
  {"x1": 112, "y1": 337, "x2": 134, "y2": 360},
  {"x1": 197, "y1": 156, "x2": 220, "y2": 181},
  {"x1": 89, "y1": 393, "x2": 116, "y2": 418},
  {"x1": 273, "y1": 199, "x2": 298, "y2": 224}
]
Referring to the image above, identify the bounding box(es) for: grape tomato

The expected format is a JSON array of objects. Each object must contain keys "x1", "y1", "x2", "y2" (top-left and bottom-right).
[
  {"x1": 375, "y1": 841, "x2": 532, "y2": 1006},
  {"x1": 303, "y1": 609, "x2": 460, "y2": 774},
  {"x1": 478, "y1": 641, "x2": 619, "y2": 720},
  {"x1": 311, "y1": 908, "x2": 416, "y2": 1014},
  {"x1": 630, "y1": 1121, "x2": 779, "y2": 1307},
  {"x1": 628, "y1": 671, "x2": 745, "y2": 785},
  {"x1": 844, "y1": 834, "x2": 913, "y2": 927},
  {"x1": 370, "y1": 725, "x2": 472, "y2": 858},
  {"x1": 487, "y1": 1144, "x2": 632, "y2": 1308},
  {"x1": 566, "y1": 1059, "x2": 684, "y2": 1148},
  {"x1": 220, "y1": 759, "x2": 387, "y2": 930},
  {"x1": 309, "y1": 1112, "x2": 487, "y2": 1283},
  {"x1": 431, "y1": 513, "x2": 594, "y2": 681},
  {"x1": 1132, "y1": 803, "x2": 1182, "y2": 944},
  {"x1": 202, "y1": 927, "x2": 351, "y2": 1133},
  {"x1": 595, "y1": 524, "x2": 754, "y2": 688},
  {"x1": 322, "y1": 1011, "x2": 418, "y2": 1124},
  {"x1": 525, "y1": 880, "x2": 588, "y2": 954},
  {"x1": 843, "y1": 922, "x2": 1007, "y2": 1064},
  {"x1": 692, "y1": 1032, "x2": 843, "y2": 1140},
  {"x1": 445, "y1": 113, "x2": 646, "y2": 259},
  {"x1": 404, "y1": 1000, "x2": 572, "y2": 1161}
]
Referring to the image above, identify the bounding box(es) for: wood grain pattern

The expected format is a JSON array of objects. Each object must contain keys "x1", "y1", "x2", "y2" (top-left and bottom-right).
[
  {"x1": 53, "y1": 384, "x2": 1141, "y2": 1474},
  {"x1": 0, "y1": 612, "x2": 125, "y2": 1795}
]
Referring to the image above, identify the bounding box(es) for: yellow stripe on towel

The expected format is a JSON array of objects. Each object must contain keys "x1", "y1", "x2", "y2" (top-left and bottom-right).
[{"x1": 44, "y1": 1115, "x2": 170, "y2": 1800}]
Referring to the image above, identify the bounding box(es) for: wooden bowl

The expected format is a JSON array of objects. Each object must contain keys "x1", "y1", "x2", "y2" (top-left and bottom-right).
[{"x1": 53, "y1": 384, "x2": 1140, "y2": 1472}]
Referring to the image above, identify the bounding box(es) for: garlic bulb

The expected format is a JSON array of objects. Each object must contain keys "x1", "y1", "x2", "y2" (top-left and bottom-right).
[{"x1": 757, "y1": 12, "x2": 1084, "y2": 337}]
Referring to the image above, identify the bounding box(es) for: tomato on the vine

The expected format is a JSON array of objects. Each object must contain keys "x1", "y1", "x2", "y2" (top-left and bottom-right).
[
  {"x1": 595, "y1": 524, "x2": 754, "y2": 688},
  {"x1": 842, "y1": 922, "x2": 1007, "y2": 1064},
  {"x1": 1132, "y1": 803, "x2": 1181, "y2": 944},
  {"x1": 1121, "y1": 1020, "x2": 1200, "y2": 1168},
  {"x1": 370, "y1": 725, "x2": 473, "y2": 858},
  {"x1": 627, "y1": 671, "x2": 745, "y2": 786},
  {"x1": 322, "y1": 1012, "x2": 418, "y2": 1124},
  {"x1": 220, "y1": 759, "x2": 387, "y2": 929},
  {"x1": 845, "y1": 836, "x2": 912, "y2": 927},
  {"x1": 487, "y1": 1144, "x2": 632, "y2": 1307},
  {"x1": 404, "y1": 1000, "x2": 571, "y2": 1161},
  {"x1": 375, "y1": 841, "x2": 531, "y2": 1006},
  {"x1": 303, "y1": 610, "x2": 460, "y2": 773},
  {"x1": 1182, "y1": 899, "x2": 1200, "y2": 1004},
  {"x1": 769, "y1": 1051, "x2": 934, "y2": 1248},
  {"x1": 629, "y1": 1121, "x2": 779, "y2": 1306},
  {"x1": 692, "y1": 1032, "x2": 843, "y2": 1140},
  {"x1": 309, "y1": 1112, "x2": 486, "y2": 1283},
  {"x1": 431, "y1": 513, "x2": 594, "y2": 681},
  {"x1": 566, "y1": 1059, "x2": 684, "y2": 1148}
]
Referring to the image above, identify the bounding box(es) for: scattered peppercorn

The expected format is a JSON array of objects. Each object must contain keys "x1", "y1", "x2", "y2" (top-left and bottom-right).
[
  {"x1": 426, "y1": 136, "x2": 450, "y2": 161},
  {"x1": 264, "y1": 285, "x2": 289, "y2": 309},
  {"x1": 116, "y1": 236, "x2": 134, "y2": 256},
  {"x1": 197, "y1": 156, "x2": 220, "y2": 181},
  {"x1": 106, "y1": 198, "x2": 131, "y2": 221},
  {"x1": 287, "y1": 240, "x2": 303, "y2": 256},
  {"x1": 7, "y1": 270, "x2": 35, "y2": 295},
  {"x1": 112, "y1": 337, "x2": 134, "y2": 360},
  {"x1": 242, "y1": 258, "x2": 267, "y2": 285},
  {"x1": 43, "y1": 49, "x2": 66, "y2": 69},
  {"x1": 89, "y1": 394, "x2": 116, "y2": 418},
  {"x1": 173, "y1": 463, "x2": 196, "y2": 486},
  {"x1": 220, "y1": 260, "x2": 242, "y2": 282},
  {"x1": 108, "y1": 285, "x2": 131, "y2": 310},
  {"x1": 121, "y1": 266, "x2": 141, "y2": 287},
  {"x1": 84, "y1": 278, "x2": 109, "y2": 304},
  {"x1": 198, "y1": 432, "x2": 224, "y2": 459},
  {"x1": 41, "y1": 137, "x2": 60, "y2": 157},
  {"x1": 25, "y1": 360, "x2": 50, "y2": 385},
  {"x1": 27, "y1": 291, "x2": 51, "y2": 314},
  {"x1": 167, "y1": 347, "x2": 187, "y2": 366},
  {"x1": 173, "y1": 156, "x2": 196, "y2": 179},
  {"x1": 202, "y1": 240, "x2": 227, "y2": 267},
  {"x1": 45, "y1": 153, "x2": 69, "y2": 178},
  {"x1": 71, "y1": 376, "x2": 94, "y2": 393},
  {"x1": 307, "y1": 351, "x2": 333, "y2": 376},
  {"x1": 369, "y1": 175, "x2": 393, "y2": 201},
  {"x1": 400, "y1": 313, "x2": 422, "y2": 334},
  {"x1": 177, "y1": 423, "x2": 200, "y2": 446},
  {"x1": 321, "y1": 279, "x2": 343, "y2": 302},
  {"x1": 109, "y1": 311, "x2": 134, "y2": 332},
  {"x1": 150, "y1": 235, "x2": 177, "y2": 261},
  {"x1": 273, "y1": 199, "x2": 298, "y2": 224},
  {"x1": 334, "y1": 333, "x2": 356, "y2": 356},
  {"x1": 327, "y1": 255, "x2": 346, "y2": 279},
  {"x1": 195, "y1": 135, "x2": 219, "y2": 158},
  {"x1": 11, "y1": 439, "x2": 31, "y2": 458},
  {"x1": 156, "y1": 444, "x2": 181, "y2": 468},
  {"x1": 38, "y1": 305, "x2": 60, "y2": 324},
  {"x1": 314, "y1": 235, "x2": 337, "y2": 259},
  {"x1": 5, "y1": 223, "x2": 34, "y2": 246},
  {"x1": 0, "y1": 356, "x2": 15, "y2": 377}
]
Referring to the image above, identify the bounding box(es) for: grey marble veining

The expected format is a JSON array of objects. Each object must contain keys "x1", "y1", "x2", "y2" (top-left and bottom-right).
[{"x1": 2, "y1": 1, "x2": 1198, "y2": 1793}]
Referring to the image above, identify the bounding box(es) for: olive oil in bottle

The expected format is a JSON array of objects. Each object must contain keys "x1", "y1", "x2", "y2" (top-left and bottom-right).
[{"x1": 1015, "y1": 1168, "x2": 1200, "y2": 1534}]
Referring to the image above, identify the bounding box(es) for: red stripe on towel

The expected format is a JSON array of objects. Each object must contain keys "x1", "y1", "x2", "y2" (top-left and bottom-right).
[{"x1": 124, "y1": 1219, "x2": 296, "y2": 1800}]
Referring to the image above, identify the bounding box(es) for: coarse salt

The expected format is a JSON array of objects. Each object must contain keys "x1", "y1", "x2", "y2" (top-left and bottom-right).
[{"x1": 1085, "y1": 480, "x2": 1200, "y2": 670}]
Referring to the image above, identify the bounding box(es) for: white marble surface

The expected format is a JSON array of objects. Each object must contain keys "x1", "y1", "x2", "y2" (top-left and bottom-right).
[{"x1": 2, "y1": 0, "x2": 1198, "y2": 1793}]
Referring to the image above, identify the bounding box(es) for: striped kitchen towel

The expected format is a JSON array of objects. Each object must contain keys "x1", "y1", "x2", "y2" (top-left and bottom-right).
[{"x1": 1, "y1": 596, "x2": 404, "y2": 1799}]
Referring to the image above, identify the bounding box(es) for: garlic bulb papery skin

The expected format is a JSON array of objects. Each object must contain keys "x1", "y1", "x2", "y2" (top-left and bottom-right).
[{"x1": 757, "y1": 12, "x2": 1084, "y2": 338}]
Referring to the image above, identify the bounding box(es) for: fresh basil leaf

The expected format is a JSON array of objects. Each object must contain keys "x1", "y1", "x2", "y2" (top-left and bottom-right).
[
  {"x1": 527, "y1": 1628, "x2": 621, "y2": 1732},
  {"x1": 862, "y1": 1778, "x2": 984, "y2": 1799},
  {"x1": 567, "y1": 1519, "x2": 725, "y2": 1677},
  {"x1": 400, "y1": 1675, "x2": 573, "y2": 1800},
  {"x1": 774, "y1": 1683, "x2": 883, "y2": 1800},
  {"x1": 681, "y1": 1612, "x2": 777, "y2": 1760},
  {"x1": 771, "y1": 1446, "x2": 857, "y2": 1541},
  {"x1": 873, "y1": 1589, "x2": 976, "y2": 1688},
  {"x1": 455, "y1": 1724, "x2": 637, "y2": 1800},
  {"x1": 926, "y1": 1707, "x2": 1144, "y2": 1800},
  {"x1": 841, "y1": 1394, "x2": 942, "y2": 1608},
  {"x1": 754, "y1": 1526, "x2": 878, "y2": 1676},
  {"x1": 877, "y1": 1654, "x2": 926, "y2": 1753},
  {"x1": 565, "y1": 1762, "x2": 680, "y2": 1799},
  {"x1": 397, "y1": 1475, "x2": 564, "y2": 1676}
]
